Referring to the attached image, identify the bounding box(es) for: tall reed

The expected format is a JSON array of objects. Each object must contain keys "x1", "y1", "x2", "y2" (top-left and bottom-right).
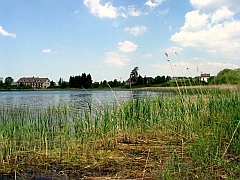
[{"x1": 0, "y1": 88, "x2": 239, "y2": 179}]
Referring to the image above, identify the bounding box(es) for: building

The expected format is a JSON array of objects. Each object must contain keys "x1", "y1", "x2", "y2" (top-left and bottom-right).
[
  {"x1": 125, "y1": 78, "x2": 132, "y2": 85},
  {"x1": 200, "y1": 73, "x2": 210, "y2": 82},
  {"x1": 17, "y1": 77, "x2": 50, "y2": 89}
]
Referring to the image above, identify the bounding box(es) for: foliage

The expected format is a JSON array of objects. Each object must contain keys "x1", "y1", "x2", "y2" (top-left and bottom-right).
[
  {"x1": 215, "y1": 68, "x2": 240, "y2": 84},
  {"x1": 130, "y1": 66, "x2": 139, "y2": 84},
  {"x1": 69, "y1": 73, "x2": 92, "y2": 88},
  {"x1": 4, "y1": 77, "x2": 13, "y2": 86}
]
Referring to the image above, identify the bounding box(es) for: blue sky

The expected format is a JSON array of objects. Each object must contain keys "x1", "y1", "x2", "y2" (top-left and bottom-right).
[{"x1": 1, "y1": 0, "x2": 240, "y2": 82}]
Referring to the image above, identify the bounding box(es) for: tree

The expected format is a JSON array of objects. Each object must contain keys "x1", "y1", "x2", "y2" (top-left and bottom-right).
[
  {"x1": 69, "y1": 76, "x2": 75, "y2": 88},
  {"x1": 215, "y1": 68, "x2": 240, "y2": 84},
  {"x1": 50, "y1": 81, "x2": 56, "y2": 87},
  {"x1": 0, "y1": 78, "x2": 3, "y2": 88},
  {"x1": 130, "y1": 67, "x2": 139, "y2": 84},
  {"x1": 68, "y1": 73, "x2": 92, "y2": 89},
  {"x1": 75, "y1": 75, "x2": 81, "y2": 88},
  {"x1": 58, "y1": 78, "x2": 63, "y2": 86},
  {"x1": 154, "y1": 76, "x2": 162, "y2": 84},
  {"x1": 81, "y1": 73, "x2": 87, "y2": 88},
  {"x1": 4, "y1": 77, "x2": 14, "y2": 88},
  {"x1": 136, "y1": 75, "x2": 144, "y2": 85}
]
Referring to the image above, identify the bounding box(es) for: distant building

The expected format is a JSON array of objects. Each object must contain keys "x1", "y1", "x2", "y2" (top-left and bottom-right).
[
  {"x1": 200, "y1": 73, "x2": 210, "y2": 82},
  {"x1": 11, "y1": 82, "x2": 18, "y2": 87},
  {"x1": 17, "y1": 77, "x2": 50, "y2": 89},
  {"x1": 125, "y1": 78, "x2": 133, "y2": 85}
]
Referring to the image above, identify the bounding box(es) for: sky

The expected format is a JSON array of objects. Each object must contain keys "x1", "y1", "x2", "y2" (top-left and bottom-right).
[{"x1": 0, "y1": 0, "x2": 240, "y2": 83}]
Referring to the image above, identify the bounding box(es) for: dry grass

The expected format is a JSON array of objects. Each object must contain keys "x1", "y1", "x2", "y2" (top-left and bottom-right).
[
  {"x1": 0, "y1": 131, "x2": 189, "y2": 179},
  {"x1": 1, "y1": 86, "x2": 240, "y2": 179}
]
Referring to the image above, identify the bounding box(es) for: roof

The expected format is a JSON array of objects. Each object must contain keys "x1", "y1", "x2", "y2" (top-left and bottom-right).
[
  {"x1": 11, "y1": 82, "x2": 18, "y2": 86},
  {"x1": 126, "y1": 78, "x2": 131, "y2": 83},
  {"x1": 17, "y1": 77, "x2": 50, "y2": 83},
  {"x1": 200, "y1": 73, "x2": 210, "y2": 77}
]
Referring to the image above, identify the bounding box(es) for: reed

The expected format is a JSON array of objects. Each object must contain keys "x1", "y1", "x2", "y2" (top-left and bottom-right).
[{"x1": 0, "y1": 87, "x2": 239, "y2": 179}]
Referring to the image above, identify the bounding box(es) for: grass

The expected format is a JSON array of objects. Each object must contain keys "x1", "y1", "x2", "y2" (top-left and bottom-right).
[{"x1": 0, "y1": 87, "x2": 239, "y2": 179}]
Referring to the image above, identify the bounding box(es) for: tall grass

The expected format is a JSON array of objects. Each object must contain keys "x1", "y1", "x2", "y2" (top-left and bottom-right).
[{"x1": 0, "y1": 88, "x2": 239, "y2": 179}]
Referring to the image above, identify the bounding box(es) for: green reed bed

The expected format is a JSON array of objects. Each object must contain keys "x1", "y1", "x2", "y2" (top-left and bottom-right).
[{"x1": 0, "y1": 88, "x2": 239, "y2": 179}]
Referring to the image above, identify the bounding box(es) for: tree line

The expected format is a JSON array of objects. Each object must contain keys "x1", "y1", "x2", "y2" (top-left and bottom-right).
[
  {"x1": 56, "y1": 73, "x2": 92, "y2": 89},
  {"x1": 0, "y1": 68, "x2": 239, "y2": 90}
]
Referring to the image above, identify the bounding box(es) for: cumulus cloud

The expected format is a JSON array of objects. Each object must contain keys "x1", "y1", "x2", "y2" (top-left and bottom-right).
[
  {"x1": 42, "y1": 49, "x2": 51, "y2": 53},
  {"x1": 145, "y1": 0, "x2": 165, "y2": 8},
  {"x1": 118, "y1": 41, "x2": 138, "y2": 53},
  {"x1": 190, "y1": 0, "x2": 240, "y2": 12},
  {"x1": 171, "y1": 3, "x2": 240, "y2": 59},
  {"x1": 0, "y1": 26, "x2": 16, "y2": 38},
  {"x1": 104, "y1": 52, "x2": 129, "y2": 66},
  {"x1": 211, "y1": 6, "x2": 234, "y2": 24},
  {"x1": 83, "y1": 0, "x2": 118, "y2": 18},
  {"x1": 124, "y1": 26, "x2": 147, "y2": 36},
  {"x1": 181, "y1": 10, "x2": 210, "y2": 32}
]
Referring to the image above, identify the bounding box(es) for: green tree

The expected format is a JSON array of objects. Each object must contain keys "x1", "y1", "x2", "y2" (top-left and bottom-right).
[
  {"x1": 130, "y1": 67, "x2": 139, "y2": 84},
  {"x1": 0, "y1": 78, "x2": 3, "y2": 89},
  {"x1": 86, "y1": 74, "x2": 92, "y2": 88},
  {"x1": 50, "y1": 81, "x2": 56, "y2": 87},
  {"x1": 69, "y1": 76, "x2": 75, "y2": 88},
  {"x1": 4, "y1": 77, "x2": 14, "y2": 88},
  {"x1": 136, "y1": 75, "x2": 144, "y2": 85},
  {"x1": 215, "y1": 68, "x2": 240, "y2": 84},
  {"x1": 58, "y1": 78, "x2": 63, "y2": 86}
]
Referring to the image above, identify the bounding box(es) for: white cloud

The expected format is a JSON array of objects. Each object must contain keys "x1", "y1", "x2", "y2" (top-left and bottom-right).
[
  {"x1": 104, "y1": 52, "x2": 129, "y2": 66},
  {"x1": 205, "y1": 61, "x2": 239, "y2": 69},
  {"x1": 165, "y1": 46, "x2": 183, "y2": 55},
  {"x1": 42, "y1": 49, "x2": 51, "y2": 53},
  {"x1": 83, "y1": 0, "x2": 118, "y2": 18},
  {"x1": 156, "y1": 9, "x2": 169, "y2": 16},
  {"x1": 145, "y1": 0, "x2": 165, "y2": 8},
  {"x1": 211, "y1": 6, "x2": 234, "y2": 24},
  {"x1": 183, "y1": 60, "x2": 239, "y2": 75},
  {"x1": 152, "y1": 59, "x2": 239, "y2": 77},
  {"x1": 118, "y1": 41, "x2": 138, "y2": 53},
  {"x1": 128, "y1": 6, "x2": 142, "y2": 17},
  {"x1": 124, "y1": 26, "x2": 147, "y2": 36},
  {"x1": 171, "y1": 5, "x2": 240, "y2": 59},
  {"x1": 190, "y1": 0, "x2": 240, "y2": 12},
  {"x1": 181, "y1": 10, "x2": 210, "y2": 32},
  {"x1": 171, "y1": 20, "x2": 240, "y2": 55},
  {"x1": 0, "y1": 26, "x2": 16, "y2": 38}
]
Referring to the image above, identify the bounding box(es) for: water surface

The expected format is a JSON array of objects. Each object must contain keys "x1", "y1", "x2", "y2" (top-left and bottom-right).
[{"x1": 0, "y1": 90, "x2": 161, "y2": 109}]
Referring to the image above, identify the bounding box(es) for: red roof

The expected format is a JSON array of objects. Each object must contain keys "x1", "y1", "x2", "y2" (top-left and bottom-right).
[
  {"x1": 200, "y1": 73, "x2": 210, "y2": 77},
  {"x1": 126, "y1": 78, "x2": 131, "y2": 83},
  {"x1": 17, "y1": 77, "x2": 49, "y2": 83}
]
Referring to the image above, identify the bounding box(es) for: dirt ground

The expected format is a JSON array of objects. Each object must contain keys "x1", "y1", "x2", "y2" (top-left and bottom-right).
[{"x1": 0, "y1": 134, "x2": 186, "y2": 180}]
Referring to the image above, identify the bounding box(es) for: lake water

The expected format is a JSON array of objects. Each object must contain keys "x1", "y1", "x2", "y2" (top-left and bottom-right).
[{"x1": 0, "y1": 90, "x2": 162, "y2": 109}]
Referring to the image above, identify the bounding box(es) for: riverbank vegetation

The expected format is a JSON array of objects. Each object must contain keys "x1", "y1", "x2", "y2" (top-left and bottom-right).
[
  {"x1": 0, "y1": 86, "x2": 239, "y2": 179},
  {"x1": 1, "y1": 68, "x2": 239, "y2": 90}
]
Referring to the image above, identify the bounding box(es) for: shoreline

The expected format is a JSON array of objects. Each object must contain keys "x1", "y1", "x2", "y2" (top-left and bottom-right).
[{"x1": 0, "y1": 84, "x2": 239, "y2": 92}]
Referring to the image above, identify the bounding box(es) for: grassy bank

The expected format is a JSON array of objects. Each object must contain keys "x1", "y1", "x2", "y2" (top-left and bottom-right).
[{"x1": 0, "y1": 87, "x2": 239, "y2": 179}]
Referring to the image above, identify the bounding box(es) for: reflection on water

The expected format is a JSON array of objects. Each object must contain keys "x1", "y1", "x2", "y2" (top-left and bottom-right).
[{"x1": 0, "y1": 90, "x2": 164, "y2": 109}]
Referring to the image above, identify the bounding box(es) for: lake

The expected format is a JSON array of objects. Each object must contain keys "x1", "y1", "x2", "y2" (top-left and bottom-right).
[{"x1": 0, "y1": 90, "x2": 162, "y2": 109}]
